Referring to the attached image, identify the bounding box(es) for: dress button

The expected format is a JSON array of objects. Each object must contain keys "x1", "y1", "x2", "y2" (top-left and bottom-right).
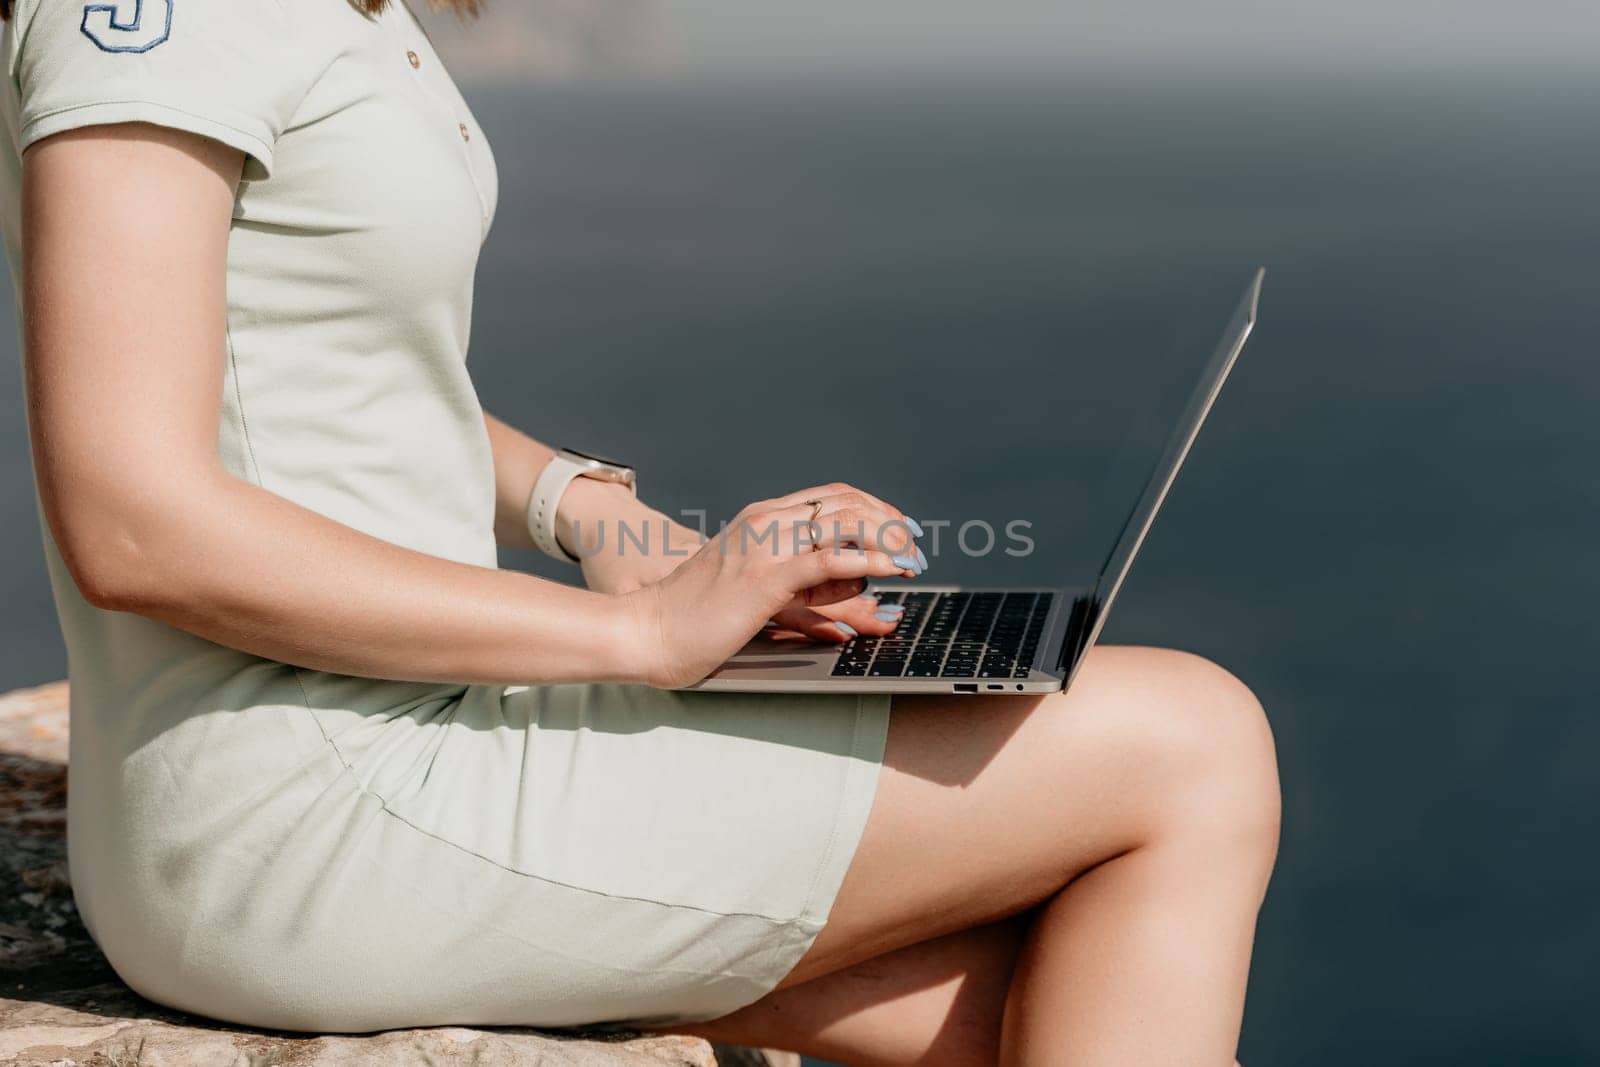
[
  {"x1": 406, "y1": 50, "x2": 421, "y2": 69},
  {"x1": 458, "y1": 122, "x2": 471, "y2": 142}
]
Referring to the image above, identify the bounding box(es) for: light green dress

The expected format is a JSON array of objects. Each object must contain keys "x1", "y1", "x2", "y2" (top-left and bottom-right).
[{"x1": 0, "y1": 0, "x2": 888, "y2": 1032}]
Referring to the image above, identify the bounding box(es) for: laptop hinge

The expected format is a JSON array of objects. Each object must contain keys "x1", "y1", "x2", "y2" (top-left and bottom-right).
[{"x1": 1055, "y1": 595, "x2": 1096, "y2": 675}]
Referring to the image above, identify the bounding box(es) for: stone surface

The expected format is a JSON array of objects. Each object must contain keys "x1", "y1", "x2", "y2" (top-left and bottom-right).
[{"x1": 0, "y1": 682, "x2": 797, "y2": 1067}]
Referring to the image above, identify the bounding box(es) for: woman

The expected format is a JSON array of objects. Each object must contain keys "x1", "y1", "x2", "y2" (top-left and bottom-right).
[{"x1": 0, "y1": 0, "x2": 1280, "y2": 1062}]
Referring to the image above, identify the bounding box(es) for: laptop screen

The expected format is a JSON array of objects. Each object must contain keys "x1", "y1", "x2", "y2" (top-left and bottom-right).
[{"x1": 1067, "y1": 268, "x2": 1264, "y2": 673}]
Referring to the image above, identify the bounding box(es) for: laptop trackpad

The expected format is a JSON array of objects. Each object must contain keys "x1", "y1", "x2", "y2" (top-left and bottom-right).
[
  {"x1": 719, "y1": 635, "x2": 832, "y2": 671},
  {"x1": 716, "y1": 658, "x2": 822, "y2": 672}
]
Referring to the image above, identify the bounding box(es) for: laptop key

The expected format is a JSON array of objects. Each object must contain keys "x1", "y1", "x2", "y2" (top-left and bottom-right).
[{"x1": 829, "y1": 591, "x2": 1061, "y2": 684}]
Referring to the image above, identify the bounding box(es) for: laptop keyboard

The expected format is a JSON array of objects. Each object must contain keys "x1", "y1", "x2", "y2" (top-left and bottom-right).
[{"x1": 831, "y1": 591, "x2": 1053, "y2": 680}]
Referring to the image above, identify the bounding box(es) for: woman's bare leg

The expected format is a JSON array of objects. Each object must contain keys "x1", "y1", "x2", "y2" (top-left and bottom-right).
[
  {"x1": 689, "y1": 916, "x2": 1250, "y2": 1067},
  {"x1": 693, "y1": 918, "x2": 1027, "y2": 1064},
  {"x1": 674, "y1": 645, "x2": 1280, "y2": 1065}
]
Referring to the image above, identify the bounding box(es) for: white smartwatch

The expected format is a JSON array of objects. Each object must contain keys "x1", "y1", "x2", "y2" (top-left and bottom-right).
[{"x1": 526, "y1": 448, "x2": 637, "y2": 563}]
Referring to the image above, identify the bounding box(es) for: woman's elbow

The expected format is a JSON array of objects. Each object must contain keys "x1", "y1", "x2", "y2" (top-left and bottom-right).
[
  {"x1": 43, "y1": 483, "x2": 188, "y2": 613},
  {"x1": 56, "y1": 522, "x2": 165, "y2": 613},
  {"x1": 39, "y1": 460, "x2": 221, "y2": 614}
]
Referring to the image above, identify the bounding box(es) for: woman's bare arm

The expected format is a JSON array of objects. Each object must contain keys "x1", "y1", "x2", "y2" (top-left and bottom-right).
[
  {"x1": 23, "y1": 122, "x2": 913, "y2": 690},
  {"x1": 22, "y1": 124, "x2": 643, "y2": 687},
  {"x1": 482, "y1": 412, "x2": 660, "y2": 556}
]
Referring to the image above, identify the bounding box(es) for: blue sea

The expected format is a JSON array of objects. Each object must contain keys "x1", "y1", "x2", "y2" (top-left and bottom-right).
[{"x1": 4, "y1": 69, "x2": 1599, "y2": 1064}]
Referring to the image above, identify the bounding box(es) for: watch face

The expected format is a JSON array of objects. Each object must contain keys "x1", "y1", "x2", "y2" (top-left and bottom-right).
[
  {"x1": 564, "y1": 448, "x2": 623, "y2": 467},
  {"x1": 563, "y1": 448, "x2": 632, "y2": 478}
]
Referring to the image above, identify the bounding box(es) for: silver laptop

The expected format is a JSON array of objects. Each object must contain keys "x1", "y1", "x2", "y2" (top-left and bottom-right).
[{"x1": 690, "y1": 268, "x2": 1263, "y2": 695}]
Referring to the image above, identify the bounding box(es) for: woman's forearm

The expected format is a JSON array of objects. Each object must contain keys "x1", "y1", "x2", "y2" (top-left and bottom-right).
[
  {"x1": 82, "y1": 464, "x2": 649, "y2": 687},
  {"x1": 484, "y1": 412, "x2": 667, "y2": 555}
]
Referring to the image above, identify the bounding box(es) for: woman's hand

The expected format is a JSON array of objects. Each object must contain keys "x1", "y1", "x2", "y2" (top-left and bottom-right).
[
  {"x1": 575, "y1": 496, "x2": 705, "y2": 595},
  {"x1": 622, "y1": 484, "x2": 926, "y2": 689},
  {"x1": 575, "y1": 481, "x2": 925, "y2": 647}
]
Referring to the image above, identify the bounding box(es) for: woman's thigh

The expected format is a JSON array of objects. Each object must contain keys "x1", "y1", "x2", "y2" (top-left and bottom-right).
[{"x1": 781, "y1": 644, "x2": 1279, "y2": 988}]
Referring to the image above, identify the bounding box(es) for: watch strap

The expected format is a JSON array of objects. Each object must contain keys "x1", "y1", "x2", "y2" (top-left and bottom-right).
[{"x1": 526, "y1": 453, "x2": 590, "y2": 563}]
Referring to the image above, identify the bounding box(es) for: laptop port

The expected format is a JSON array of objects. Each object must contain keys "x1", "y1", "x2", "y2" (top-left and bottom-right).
[{"x1": 953, "y1": 683, "x2": 978, "y2": 693}]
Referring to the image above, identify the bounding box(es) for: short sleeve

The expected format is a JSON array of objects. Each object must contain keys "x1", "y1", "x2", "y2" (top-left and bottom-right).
[{"x1": 11, "y1": 0, "x2": 310, "y2": 180}]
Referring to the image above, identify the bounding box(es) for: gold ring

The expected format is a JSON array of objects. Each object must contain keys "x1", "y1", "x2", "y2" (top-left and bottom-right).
[{"x1": 803, "y1": 499, "x2": 824, "y2": 551}]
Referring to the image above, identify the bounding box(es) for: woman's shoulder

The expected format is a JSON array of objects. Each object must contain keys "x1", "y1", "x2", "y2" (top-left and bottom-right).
[{"x1": 10, "y1": 0, "x2": 329, "y2": 181}]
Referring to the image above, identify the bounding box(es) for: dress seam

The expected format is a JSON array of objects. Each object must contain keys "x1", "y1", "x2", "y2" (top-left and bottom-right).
[
  {"x1": 287, "y1": 671, "x2": 814, "y2": 931},
  {"x1": 225, "y1": 319, "x2": 267, "y2": 487},
  {"x1": 355, "y1": 819, "x2": 809, "y2": 987}
]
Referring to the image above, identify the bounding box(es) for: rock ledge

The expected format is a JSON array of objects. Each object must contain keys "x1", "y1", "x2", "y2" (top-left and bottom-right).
[{"x1": 0, "y1": 682, "x2": 791, "y2": 1067}]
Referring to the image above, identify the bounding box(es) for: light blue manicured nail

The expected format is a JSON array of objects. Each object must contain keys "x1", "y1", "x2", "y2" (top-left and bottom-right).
[
  {"x1": 762, "y1": 620, "x2": 778, "y2": 628},
  {"x1": 857, "y1": 592, "x2": 879, "y2": 601},
  {"x1": 874, "y1": 611, "x2": 902, "y2": 623},
  {"x1": 878, "y1": 602, "x2": 905, "y2": 614},
  {"x1": 891, "y1": 555, "x2": 917, "y2": 572},
  {"x1": 834, "y1": 622, "x2": 858, "y2": 638},
  {"x1": 914, "y1": 545, "x2": 929, "y2": 572},
  {"x1": 906, "y1": 517, "x2": 925, "y2": 538}
]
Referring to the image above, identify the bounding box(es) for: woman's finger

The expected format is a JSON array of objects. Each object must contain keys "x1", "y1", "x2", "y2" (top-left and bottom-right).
[
  {"x1": 748, "y1": 498, "x2": 921, "y2": 565},
  {"x1": 796, "y1": 576, "x2": 871, "y2": 607},
  {"x1": 770, "y1": 483, "x2": 915, "y2": 537},
  {"x1": 769, "y1": 591, "x2": 905, "y2": 644},
  {"x1": 810, "y1": 591, "x2": 906, "y2": 632},
  {"x1": 811, "y1": 503, "x2": 918, "y2": 558},
  {"x1": 722, "y1": 503, "x2": 880, "y2": 560},
  {"x1": 803, "y1": 507, "x2": 922, "y2": 572},
  {"x1": 768, "y1": 605, "x2": 858, "y2": 643},
  {"x1": 794, "y1": 545, "x2": 906, "y2": 589}
]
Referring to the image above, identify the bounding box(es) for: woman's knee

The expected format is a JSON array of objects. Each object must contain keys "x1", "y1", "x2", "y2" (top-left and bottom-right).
[{"x1": 1056, "y1": 646, "x2": 1281, "y2": 860}]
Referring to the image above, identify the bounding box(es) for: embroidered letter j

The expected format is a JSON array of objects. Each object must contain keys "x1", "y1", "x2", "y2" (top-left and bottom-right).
[{"x1": 81, "y1": 0, "x2": 174, "y2": 54}]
